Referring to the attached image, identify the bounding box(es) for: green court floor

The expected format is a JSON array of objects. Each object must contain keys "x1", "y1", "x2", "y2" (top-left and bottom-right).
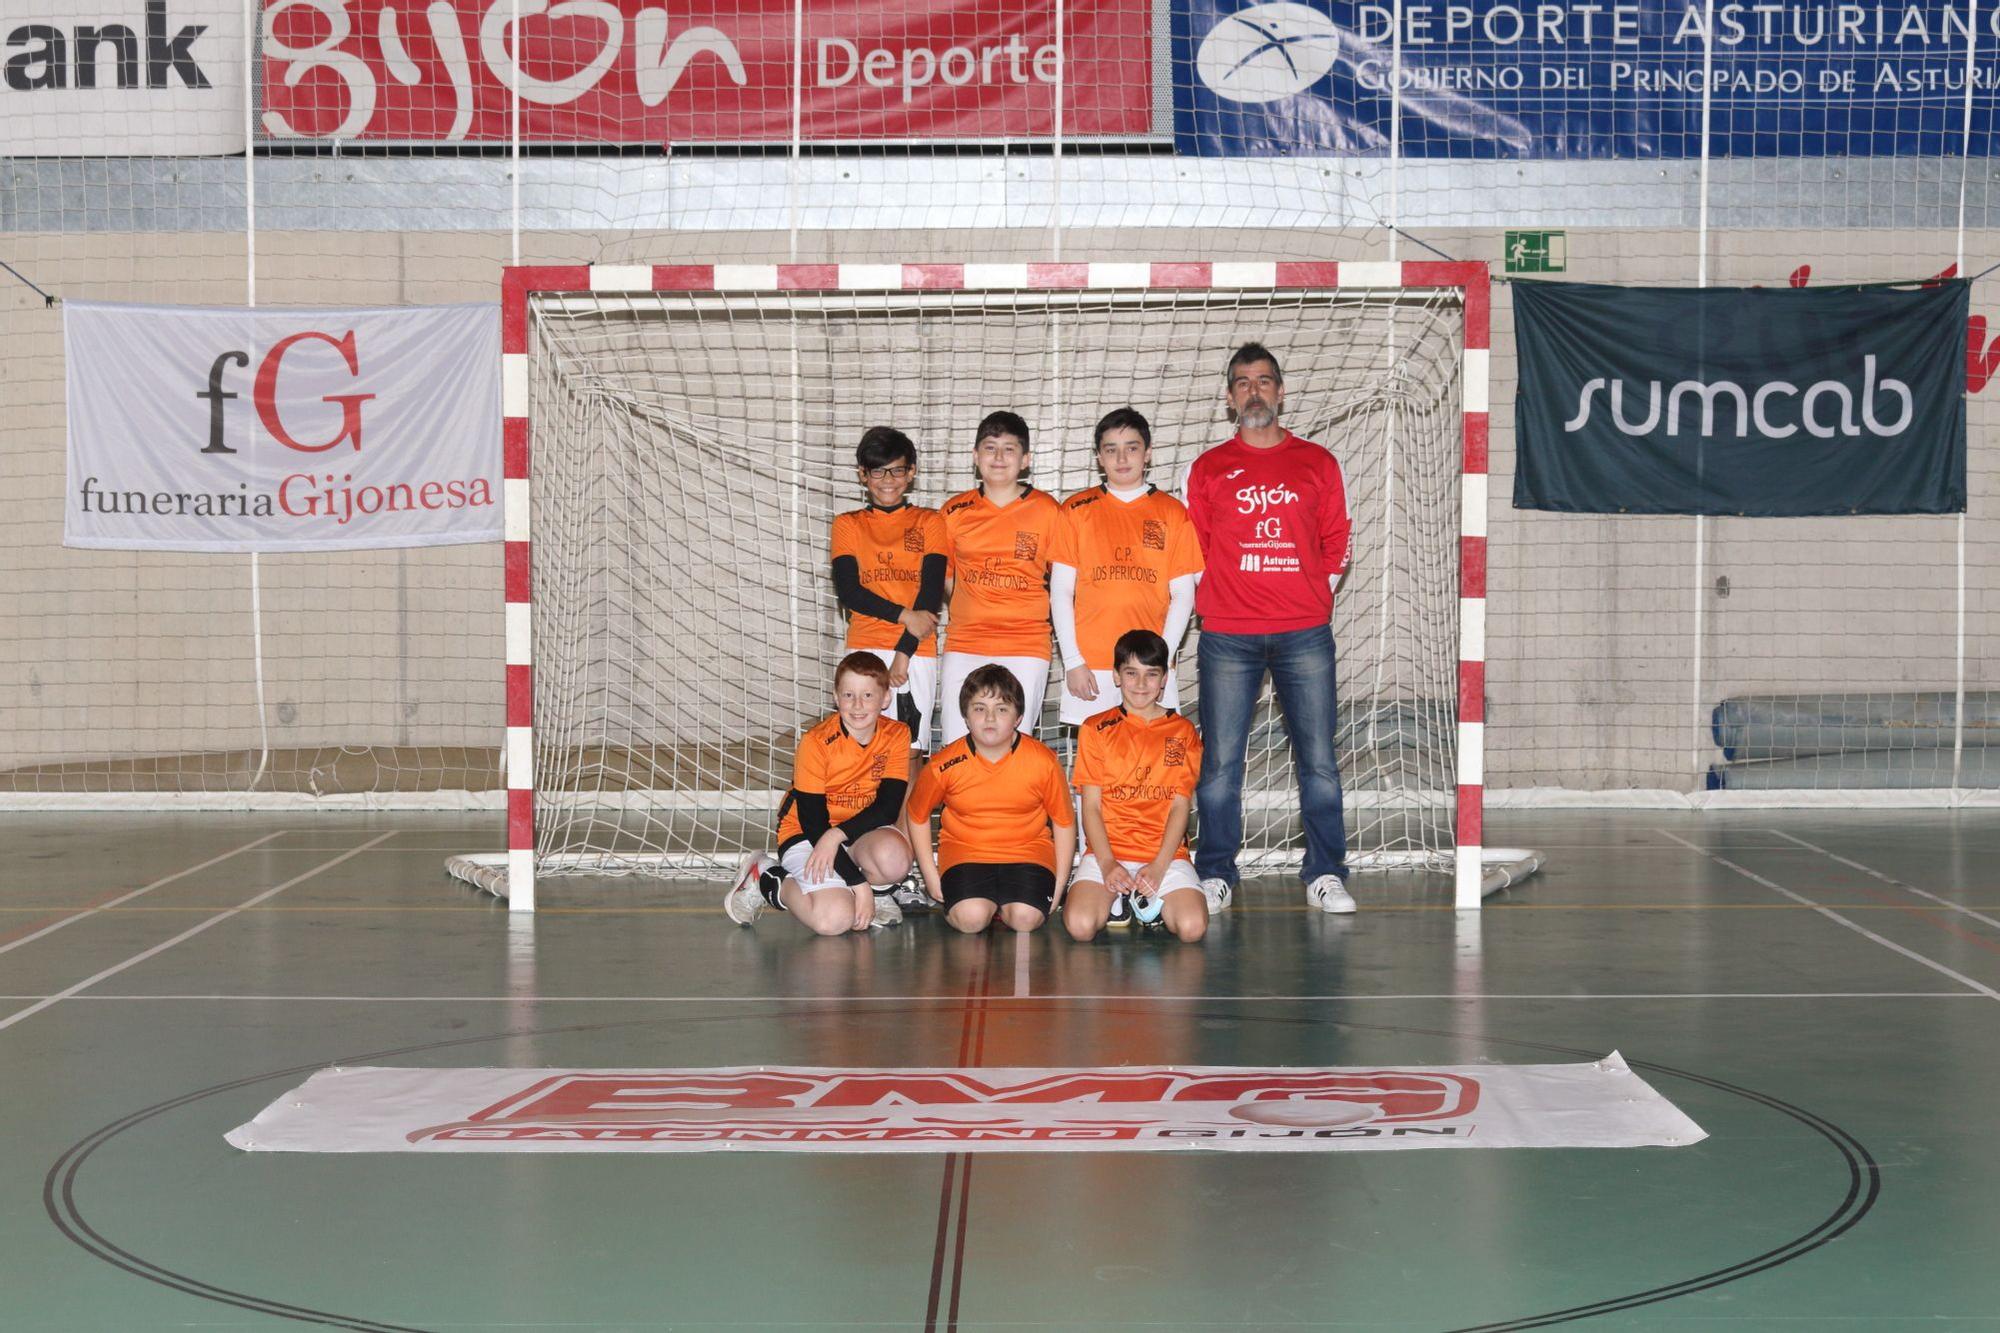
[{"x1": 3, "y1": 810, "x2": 1998, "y2": 1330}]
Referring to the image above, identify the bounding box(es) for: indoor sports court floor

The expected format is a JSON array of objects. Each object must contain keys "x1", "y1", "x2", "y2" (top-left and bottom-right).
[{"x1": 3, "y1": 808, "x2": 1997, "y2": 1331}]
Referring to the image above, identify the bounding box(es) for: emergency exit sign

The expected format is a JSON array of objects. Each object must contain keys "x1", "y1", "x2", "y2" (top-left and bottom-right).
[{"x1": 1506, "y1": 231, "x2": 1566, "y2": 273}]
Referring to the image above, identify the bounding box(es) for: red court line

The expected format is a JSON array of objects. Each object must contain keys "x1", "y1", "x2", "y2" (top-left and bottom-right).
[
  {"x1": 0, "y1": 887, "x2": 134, "y2": 948},
  {"x1": 1844, "y1": 881, "x2": 2000, "y2": 958}
]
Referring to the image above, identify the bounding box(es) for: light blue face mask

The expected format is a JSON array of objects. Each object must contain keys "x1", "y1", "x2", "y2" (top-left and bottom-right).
[{"x1": 1131, "y1": 890, "x2": 1166, "y2": 925}]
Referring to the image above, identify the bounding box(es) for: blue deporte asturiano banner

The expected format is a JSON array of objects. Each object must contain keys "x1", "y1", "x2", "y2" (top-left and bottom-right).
[
  {"x1": 1512, "y1": 280, "x2": 1967, "y2": 516},
  {"x1": 1173, "y1": 0, "x2": 2000, "y2": 157}
]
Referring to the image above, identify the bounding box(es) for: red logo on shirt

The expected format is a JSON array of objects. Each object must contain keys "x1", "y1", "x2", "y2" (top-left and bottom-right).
[
  {"x1": 1142, "y1": 519, "x2": 1167, "y2": 550},
  {"x1": 1163, "y1": 737, "x2": 1187, "y2": 766},
  {"x1": 903, "y1": 527, "x2": 925, "y2": 552},
  {"x1": 1014, "y1": 531, "x2": 1040, "y2": 560}
]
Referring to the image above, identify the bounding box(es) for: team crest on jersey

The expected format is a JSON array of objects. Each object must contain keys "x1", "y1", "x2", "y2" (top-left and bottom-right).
[
  {"x1": 870, "y1": 752, "x2": 889, "y2": 778},
  {"x1": 1164, "y1": 737, "x2": 1187, "y2": 766},
  {"x1": 1014, "y1": 531, "x2": 1039, "y2": 560},
  {"x1": 903, "y1": 526, "x2": 926, "y2": 553},
  {"x1": 1142, "y1": 519, "x2": 1167, "y2": 551}
]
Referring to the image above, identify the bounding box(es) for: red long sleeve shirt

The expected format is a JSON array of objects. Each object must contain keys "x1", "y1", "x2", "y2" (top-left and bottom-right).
[{"x1": 1182, "y1": 431, "x2": 1352, "y2": 635}]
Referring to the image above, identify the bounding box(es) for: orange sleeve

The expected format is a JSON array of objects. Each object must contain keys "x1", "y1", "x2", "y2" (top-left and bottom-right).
[
  {"x1": 1033, "y1": 495, "x2": 1063, "y2": 571},
  {"x1": 923, "y1": 509, "x2": 948, "y2": 556},
  {"x1": 1049, "y1": 501, "x2": 1080, "y2": 568},
  {"x1": 1169, "y1": 509, "x2": 1204, "y2": 578},
  {"x1": 1042, "y1": 749, "x2": 1075, "y2": 826},
  {"x1": 791, "y1": 732, "x2": 826, "y2": 796},
  {"x1": 907, "y1": 757, "x2": 944, "y2": 821},
  {"x1": 829, "y1": 513, "x2": 859, "y2": 564},
  {"x1": 882, "y1": 733, "x2": 912, "y2": 783},
  {"x1": 1176, "y1": 725, "x2": 1203, "y2": 798},
  {"x1": 1071, "y1": 721, "x2": 1103, "y2": 790}
]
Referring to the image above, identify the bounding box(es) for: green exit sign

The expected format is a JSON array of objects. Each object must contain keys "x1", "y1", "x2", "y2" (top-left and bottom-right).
[{"x1": 1506, "y1": 231, "x2": 1566, "y2": 274}]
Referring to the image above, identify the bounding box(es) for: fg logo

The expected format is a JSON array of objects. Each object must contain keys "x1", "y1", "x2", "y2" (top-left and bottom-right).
[
  {"x1": 196, "y1": 330, "x2": 376, "y2": 455},
  {"x1": 1194, "y1": 3, "x2": 1341, "y2": 104},
  {"x1": 1254, "y1": 516, "x2": 1284, "y2": 540}
]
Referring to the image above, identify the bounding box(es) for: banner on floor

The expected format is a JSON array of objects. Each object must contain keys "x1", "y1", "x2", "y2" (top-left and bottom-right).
[
  {"x1": 1513, "y1": 280, "x2": 1968, "y2": 516},
  {"x1": 258, "y1": 0, "x2": 1153, "y2": 144},
  {"x1": 226, "y1": 1055, "x2": 1706, "y2": 1153},
  {"x1": 64, "y1": 301, "x2": 501, "y2": 552},
  {"x1": 1171, "y1": 0, "x2": 2000, "y2": 158}
]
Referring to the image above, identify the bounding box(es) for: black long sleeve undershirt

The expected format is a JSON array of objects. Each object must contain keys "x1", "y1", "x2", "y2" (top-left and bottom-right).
[
  {"x1": 832, "y1": 555, "x2": 908, "y2": 626},
  {"x1": 893, "y1": 554, "x2": 949, "y2": 656},
  {"x1": 793, "y1": 791, "x2": 832, "y2": 842},
  {"x1": 792, "y1": 779, "x2": 909, "y2": 845}
]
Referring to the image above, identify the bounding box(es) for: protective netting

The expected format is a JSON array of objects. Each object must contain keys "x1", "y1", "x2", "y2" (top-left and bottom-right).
[{"x1": 515, "y1": 285, "x2": 1463, "y2": 876}]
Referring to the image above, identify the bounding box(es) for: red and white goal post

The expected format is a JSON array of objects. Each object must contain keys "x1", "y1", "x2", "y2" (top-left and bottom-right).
[{"x1": 449, "y1": 260, "x2": 1540, "y2": 911}]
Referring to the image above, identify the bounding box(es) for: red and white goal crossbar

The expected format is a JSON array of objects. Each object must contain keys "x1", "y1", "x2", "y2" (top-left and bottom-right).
[{"x1": 498, "y1": 260, "x2": 1493, "y2": 912}]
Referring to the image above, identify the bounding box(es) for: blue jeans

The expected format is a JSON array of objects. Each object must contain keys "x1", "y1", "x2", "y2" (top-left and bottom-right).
[{"x1": 1194, "y1": 625, "x2": 1348, "y2": 888}]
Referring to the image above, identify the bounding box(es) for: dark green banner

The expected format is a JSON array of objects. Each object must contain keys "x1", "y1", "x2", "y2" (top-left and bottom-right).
[{"x1": 1513, "y1": 280, "x2": 1967, "y2": 516}]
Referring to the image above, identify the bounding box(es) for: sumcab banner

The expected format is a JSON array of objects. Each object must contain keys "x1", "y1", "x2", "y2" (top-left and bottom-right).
[
  {"x1": 259, "y1": 0, "x2": 1153, "y2": 143},
  {"x1": 1513, "y1": 279, "x2": 1968, "y2": 516},
  {"x1": 64, "y1": 302, "x2": 501, "y2": 552},
  {"x1": 225, "y1": 1056, "x2": 1708, "y2": 1153}
]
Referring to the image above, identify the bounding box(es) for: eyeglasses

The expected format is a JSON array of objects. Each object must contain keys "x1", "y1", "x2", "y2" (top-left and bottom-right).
[{"x1": 863, "y1": 465, "x2": 913, "y2": 480}]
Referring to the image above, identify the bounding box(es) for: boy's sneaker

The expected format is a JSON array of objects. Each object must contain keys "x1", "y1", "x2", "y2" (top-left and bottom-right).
[
  {"x1": 869, "y1": 890, "x2": 904, "y2": 928},
  {"x1": 1199, "y1": 878, "x2": 1234, "y2": 914},
  {"x1": 724, "y1": 853, "x2": 772, "y2": 925},
  {"x1": 1306, "y1": 874, "x2": 1357, "y2": 914},
  {"x1": 1104, "y1": 893, "x2": 1134, "y2": 928},
  {"x1": 890, "y1": 871, "x2": 935, "y2": 911},
  {"x1": 1131, "y1": 891, "x2": 1166, "y2": 926}
]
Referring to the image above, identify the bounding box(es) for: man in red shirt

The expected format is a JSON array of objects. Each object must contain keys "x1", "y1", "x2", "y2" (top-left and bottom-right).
[{"x1": 1182, "y1": 342, "x2": 1356, "y2": 914}]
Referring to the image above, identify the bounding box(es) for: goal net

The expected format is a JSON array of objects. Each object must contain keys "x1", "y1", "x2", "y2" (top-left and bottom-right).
[{"x1": 450, "y1": 264, "x2": 1530, "y2": 909}]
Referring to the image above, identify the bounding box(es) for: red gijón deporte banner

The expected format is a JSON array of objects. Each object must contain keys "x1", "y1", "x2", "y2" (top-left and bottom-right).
[
  {"x1": 258, "y1": 0, "x2": 1153, "y2": 142},
  {"x1": 64, "y1": 302, "x2": 501, "y2": 552}
]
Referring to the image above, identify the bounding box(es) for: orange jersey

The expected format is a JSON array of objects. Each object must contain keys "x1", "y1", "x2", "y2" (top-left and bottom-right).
[
  {"x1": 829, "y1": 504, "x2": 948, "y2": 658},
  {"x1": 939, "y1": 485, "x2": 1062, "y2": 660},
  {"x1": 1071, "y1": 706, "x2": 1202, "y2": 863},
  {"x1": 775, "y1": 713, "x2": 912, "y2": 845},
  {"x1": 1051, "y1": 486, "x2": 1205, "y2": 670},
  {"x1": 907, "y1": 733, "x2": 1073, "y2": 874}
]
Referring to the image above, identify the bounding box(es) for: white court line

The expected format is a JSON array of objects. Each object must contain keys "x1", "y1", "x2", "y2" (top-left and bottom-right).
[
  {"x1": 1015, "y1": 934, "x2": 1031, "y2": 997},
  {"x1": 13, "y1": 990, "x2": 1979, "y2": 1003},
  {"x1": 0, "y1": 832, "x2": 288, "y2": 958},
  {"x1": 1658, "y1": 830, "x2": 2000, "y2": 1001},
  {"x1": 0, "y1": 833, "x2": 397, "y2": 1034},
  {"x1": 1769, "y1": 830, "x2": 2000, "y2": 933}
]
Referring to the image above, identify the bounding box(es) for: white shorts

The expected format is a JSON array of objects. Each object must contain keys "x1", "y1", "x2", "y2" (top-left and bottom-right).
[
  {"x1": 1074, "y1": 854, "x2": 1202, "y2": 898},
  {"x1": 779, "y1": 839, "x2": 864, "y2": 894},
  {"x1": 1058, "y1": 667, "x2": 1182, "y2": 725},
  {"x1": 860, "y1": 648, "x2": 938, "y2": 752},
  {"x1": 939, "y1": 652, "x2": 1050, "y2": 746}
]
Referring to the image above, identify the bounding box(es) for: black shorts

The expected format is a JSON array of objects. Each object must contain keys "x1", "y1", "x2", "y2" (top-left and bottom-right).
[{"x1": 941, "y1": 862, "x2": 1056, "y2": 914}]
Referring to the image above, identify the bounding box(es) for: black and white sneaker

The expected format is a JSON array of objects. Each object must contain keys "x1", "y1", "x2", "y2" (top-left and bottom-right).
[
  {"x1": 1104, "y1": 893, "x2": 1133, "y2": 929},
  {"x1": 890, "y1": 870, "x2": 935, "y2": 911}
]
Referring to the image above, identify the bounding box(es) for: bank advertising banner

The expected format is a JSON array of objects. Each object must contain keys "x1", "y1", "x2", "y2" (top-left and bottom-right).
[
  {"x1": 226, "y1": 1056, "x2": 1707, "y2": 1153},
  {"x1": 1173, "y1": 0, "x2": 2000, "y2": 157},
  {"x1": 258, "y1": 0, "x2": 1153, "y2": 143},
  {"x1": 1, "y1": 0, "x2": 247, "y2": 154},
  {"x1": 64, "y1": 302, "x2": 501, "y2": 552},
  {"x1": 1513, "y1": 279, "x2": 1967, "y2": 516}
]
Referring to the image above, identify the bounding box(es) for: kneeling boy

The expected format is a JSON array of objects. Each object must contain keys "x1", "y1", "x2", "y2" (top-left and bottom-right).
[
  {"x1": 1064, "y1": 629, "x2": 1207, "y2": 942},
  {"x1": 905, "y1": 664, "x2": 1075, "y2": 934},
  {"x1": 725, "y1": 653, "x2": 914, "y2": 934}
]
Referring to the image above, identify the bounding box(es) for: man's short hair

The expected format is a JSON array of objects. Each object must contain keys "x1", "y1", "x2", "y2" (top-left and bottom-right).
[
  {"x1": 1225, "y1": 342, "x2": 1283, "y2": 387},
  {"x1": 974, "y1": 410, "x2": 1031, "y2": 451},
  {"x1": 1113, "y1": 629, "x2": 1170, "y2": 673},
  {"x1": 835, "y1": 650, "x2": 892, "y2": 694},
  {"x1": 1093, "y1": 407, "x2": 1152, "y2": 451},
  {"x1": 958, "y1": 663, "x2": 1026, "y2": 720},
  {"x1": 856, "y1": 426, "x2": 917, "y2": 471}
]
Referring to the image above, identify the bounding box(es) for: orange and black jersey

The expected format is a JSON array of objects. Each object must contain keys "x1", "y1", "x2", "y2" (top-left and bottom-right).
[
  {"x1": 776, "y1": 713, "x2": 913, "y2": 846},
  {"x1": 830, "y1": 503, "x2": 949, "y2": 659},
  {"x1": 940, "y1": 485, "x2": 1063, "y2": 660},
  {"x1": 1071, "y1": 706, "x2": 1202, "y2": 863},
  {"x1": 906, "y1": 732, "x2": 1073, "y2": 874},
  {"x1": 1051, "y1": 485, "x2": 1204, "y2": 670}
]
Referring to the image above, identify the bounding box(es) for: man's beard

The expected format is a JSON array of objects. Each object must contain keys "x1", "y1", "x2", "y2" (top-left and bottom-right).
[{"x1": 1236, "y1": 397, "x2": 1278, "y2": 430}]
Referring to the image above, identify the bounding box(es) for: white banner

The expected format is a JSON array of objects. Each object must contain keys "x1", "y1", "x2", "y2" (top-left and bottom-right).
[
  {"x1": 227, "y1": 1055, "x2": 1706, "y2": 1154},
  {"x1": 65, "y1": 301, "x2": 501, "y2": 552},
  {"x1": 0, "y1": 2, "x2": 246, "y2": 155}
]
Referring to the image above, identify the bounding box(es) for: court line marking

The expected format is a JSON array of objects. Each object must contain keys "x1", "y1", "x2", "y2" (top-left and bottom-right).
[
  {"x1": 0, "y1": 833, "x2": 397, "y2": 1035},
  {"x1": 13, "y1": 990, "x2": 1977, "y2": 1003},
  {"x1": 0, "y1": 832, "x2": 288, "y2": 957},
  {"x1": 1658, "y1": 830, "x2": 2000, "y2": 1001},
  {"x1": 1770, "y1": 830, "x2": 2000, "y2": 934}
]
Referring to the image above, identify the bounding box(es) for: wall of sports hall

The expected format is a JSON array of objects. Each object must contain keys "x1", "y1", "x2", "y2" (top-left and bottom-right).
[{"x1": 2, "y1": 0, "x2": 1997, "y2": 823}]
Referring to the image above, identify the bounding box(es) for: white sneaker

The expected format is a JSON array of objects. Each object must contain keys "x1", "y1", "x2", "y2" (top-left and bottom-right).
[
  {"x1": 869, "y1": 890, "x2": 904, "y2": 928},
  {"x1": 724, "y1": 853, "x2": 772, "y2": 925},
  {"x1": 1200, "y1": 877, "x2": 1233, "y2": 914},
  {"x1": 1306, "y1": 874, "x2": 1356, "y2": 914}
]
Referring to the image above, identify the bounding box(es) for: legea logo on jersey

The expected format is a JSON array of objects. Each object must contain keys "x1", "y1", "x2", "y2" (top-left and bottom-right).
[
  {"x1": 1236, "y1": 483, "x2": 1300, "y2": 515},
  {"x1": 1194, "y1": 3, "x2": 1341, "y2": 104}
]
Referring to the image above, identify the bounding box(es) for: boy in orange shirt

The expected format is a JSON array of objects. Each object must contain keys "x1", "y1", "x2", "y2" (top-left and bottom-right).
[
  {"x1": 1063, "y1": 629, "x2": 1208, "y2": 943},
  {"x1": 938, "y1": 410, "x2": 1064, "y2": 746},
  {"x1": 905, "y1": 664, "x2": 1076, "y2": 934},
  {"x1": 724, "y1": 653, "x2": 914, "y2": 935},
  {"x1": 830, "y1": 426, "x2": 948, "y2": 754}
]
